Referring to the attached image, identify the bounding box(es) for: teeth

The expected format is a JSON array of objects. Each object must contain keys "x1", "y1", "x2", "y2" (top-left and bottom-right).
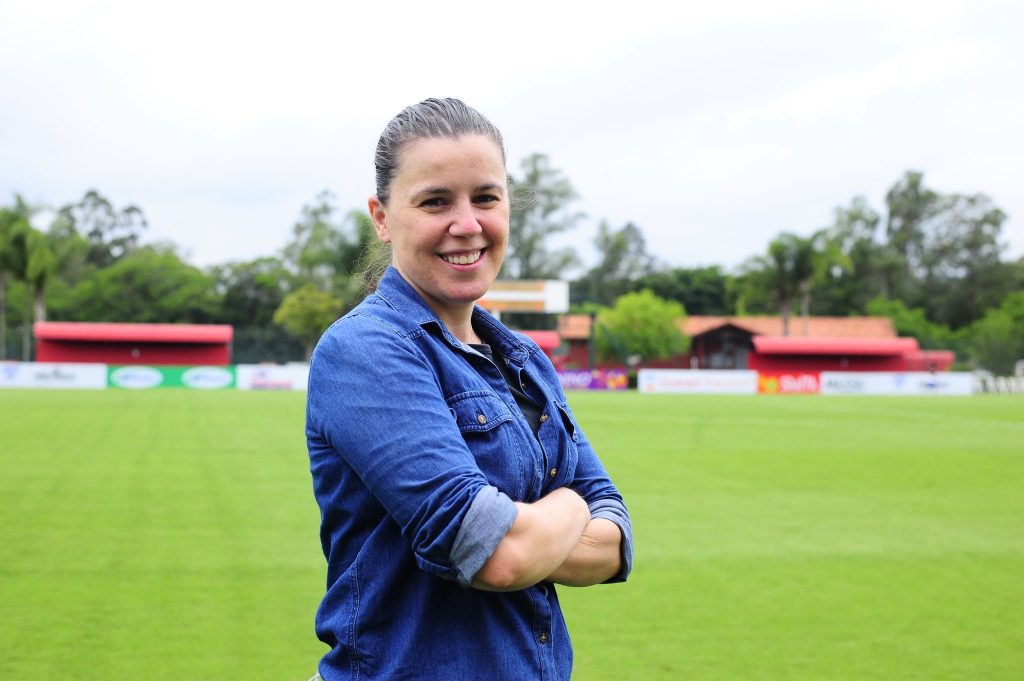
[{"x1": 443, "y1": 250, "x2": 482, "y2": 265}]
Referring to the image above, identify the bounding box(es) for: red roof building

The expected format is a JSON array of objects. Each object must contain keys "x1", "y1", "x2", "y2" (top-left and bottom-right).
[
  {"x1": 34, "y1": 322, "x2": 233, "y2": 365},
  {"x1": 556, "y1": 314, "x2": 954, "y2": 372}
]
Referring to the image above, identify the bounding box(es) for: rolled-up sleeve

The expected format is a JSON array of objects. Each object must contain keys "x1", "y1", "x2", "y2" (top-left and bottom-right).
[
  {"x1": 588, "y1": 497, "x2": 633, "y2": 583},
  {"x1": 450, "y1": 486, "x2": 519, "y2": 587}
]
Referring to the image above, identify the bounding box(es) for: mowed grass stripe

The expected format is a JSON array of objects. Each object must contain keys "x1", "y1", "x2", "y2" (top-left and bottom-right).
[
  {"x1": 0, "y1": 390, "x2": 323, "y2": 680},
  {"x1": 1, "y1": 390, "x2": 1022, "y2": 680},
  {"x1": 561, "y1": 393, "x2": 1024, "y2": 681}
]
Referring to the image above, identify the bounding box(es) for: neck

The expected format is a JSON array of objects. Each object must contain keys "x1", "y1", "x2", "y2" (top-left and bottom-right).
[{"x1": 444, "y1": 315, "x2": 481, "y2": 345}]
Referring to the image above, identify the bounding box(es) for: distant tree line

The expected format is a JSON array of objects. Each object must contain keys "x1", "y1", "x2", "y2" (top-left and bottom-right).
[{"x1": 2, "y1": 162, "x2": 1021, "y2": 372}]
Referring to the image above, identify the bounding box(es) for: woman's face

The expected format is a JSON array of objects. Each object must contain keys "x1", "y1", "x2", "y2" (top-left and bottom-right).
[{"x1": 369, "y1": 134, "x2": 509, "y2": 324}]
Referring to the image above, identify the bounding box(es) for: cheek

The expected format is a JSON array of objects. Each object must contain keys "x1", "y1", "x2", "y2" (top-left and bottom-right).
[
  {"x1": 494, "y1": 224, "x2": 510, "y2": 249},
  {"x1": 488, "y1": 213, "x2": 510, "y2": 242}
]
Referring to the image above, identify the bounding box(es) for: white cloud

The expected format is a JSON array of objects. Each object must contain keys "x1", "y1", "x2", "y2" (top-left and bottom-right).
[{"x1": 1, "y1": 0, "x2": 1021, "y2": 270}]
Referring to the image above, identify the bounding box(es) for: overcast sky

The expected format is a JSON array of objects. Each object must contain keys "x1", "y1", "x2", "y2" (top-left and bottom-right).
[{"x1": 2, "y1": 0, "x2": 1022, "y2": 275}]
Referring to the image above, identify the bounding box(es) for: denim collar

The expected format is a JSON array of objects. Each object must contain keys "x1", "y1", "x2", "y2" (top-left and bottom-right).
[{"x1": 373, "y1": 267, "x2": 531, "y2": 367}]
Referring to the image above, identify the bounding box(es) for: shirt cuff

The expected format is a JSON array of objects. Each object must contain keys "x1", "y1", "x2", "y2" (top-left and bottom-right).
[
  {"x1": 588, "y1": 498, "x2": 633, "y2": 583},
  {"x1": 450, "y1": 486, "x2": 518, "y2": 587}
]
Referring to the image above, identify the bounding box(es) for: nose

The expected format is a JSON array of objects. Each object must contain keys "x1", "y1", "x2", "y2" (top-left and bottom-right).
[{"x1": 448, "y1": 199, "x2": 483, "y2": 236}]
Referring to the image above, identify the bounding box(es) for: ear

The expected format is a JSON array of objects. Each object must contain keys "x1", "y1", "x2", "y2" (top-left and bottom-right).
[{"x1": 368, "y1": 196, "x2": 391, "y2": 243}]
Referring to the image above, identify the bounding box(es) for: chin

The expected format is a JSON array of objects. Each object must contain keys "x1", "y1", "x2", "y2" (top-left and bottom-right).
[
  {"x1": 441, "y1": 280, "x2": 490, "y2": 302},
  {"x1": 449, "y1": 288, "x2": 488, "y2": 304}
]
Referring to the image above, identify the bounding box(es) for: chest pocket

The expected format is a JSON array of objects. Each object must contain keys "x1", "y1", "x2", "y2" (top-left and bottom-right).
[
  {"x1": 549, "y1": 401, "x2": 581, "y2": 483},
  {"x1": 447, "y1": 391, "x2": 526, "y2": 499}
]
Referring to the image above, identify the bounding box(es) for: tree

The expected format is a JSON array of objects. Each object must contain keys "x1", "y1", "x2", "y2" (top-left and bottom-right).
[
  {"x1": 968, "y1": 291, "x2": 1024, "y2": 375},
  {"x1": 741, "y1": 233, "x2": 816, "y2": 335},
  {"x1": 880, "y1": 171, "x2": 1010, "y2": 326},
  {"x1": 282, "y1": 192, "x2": 373, "y2": 313},
  {"x1": 210, "y1": 256, "x2": 304, "y2": 363},
  {"x1": 813, "y1": 196, "x2": 902, "y2": 315},
  {"x1": 0, "y1": 198, "x2": 34, "y2": 358},
  {"x1": 503, "y1": 153, "x2": 582, "y2": 280},
  {"x1": 865, "y1": 296, "x2": 958, "y2": 351},
  {"x1": 0, "y1": 197, "x2": 37, "y2": 358},
  {"x1": 58, "y1": 244, "x2": 220, "y2": 323},
  {"x1": 916, "y1": 192, "x2": 1008, "y2": 328},
  {"x1": 213, "y1": 256, "x2": 293, "y2": 328},
  {"x1": 46, "y1": 203, "x2": 94, "y2": 287},
  {"x1": 574, "y1": 221, "x2": 655, "y2": 306},
  {"x1": 54, "y1": 189, "x2": 147, "y2": 268},
  {"x1": 25, "y1": 228, "x2": 56, "y2": 324},
  {"x1": 273, "y1": 284, "x2": 345, "y2": 360},
  {"x1": 634, "y1": 266, "x2": 736, "y2": 316},
  {"x1": 885, "y1": 170, "x2": 938, "y2": 288},
  {"x1": 798, "y1": 228, "x2": 851, "y2": 333},
  {"x1": 594, "y1": 289, "x2": 688, "y2": 365}
]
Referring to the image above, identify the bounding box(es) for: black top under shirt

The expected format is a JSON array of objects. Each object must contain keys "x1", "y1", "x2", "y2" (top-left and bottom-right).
[{"x1": 469, "y1": 343, "x2": 543, "y2": 438}]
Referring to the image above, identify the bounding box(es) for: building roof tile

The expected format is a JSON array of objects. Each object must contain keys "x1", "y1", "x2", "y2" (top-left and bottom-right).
[{"x1": 558, "y1": 314, "x2": 897, "y2": 340}]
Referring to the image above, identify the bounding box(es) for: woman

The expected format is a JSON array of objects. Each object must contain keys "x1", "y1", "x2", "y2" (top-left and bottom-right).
[{"x1": 306, "y1": 98, "x2": 633, "y2": 681}]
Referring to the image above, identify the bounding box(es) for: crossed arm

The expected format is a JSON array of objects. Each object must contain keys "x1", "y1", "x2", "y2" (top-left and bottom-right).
[{"x1": 471, "y1": 487, "x2": 623, "y2": 592}]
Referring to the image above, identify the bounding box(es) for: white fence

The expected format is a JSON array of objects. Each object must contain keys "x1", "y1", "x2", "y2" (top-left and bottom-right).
[
  {"x1": 235, "y1": 364, "x2": 309, "y2": 391},
  {"x1": 5, "y1": 362, "x2": 1022, "y2": 396},
  {"x1": 819, "y1": 372, "x2": 974, "y2": 396},
  {"x1": 973, "y1": 375, "x2": 1024, "y2": 394},
  {"x1": 638, "y1": 369, "x2": 983, "y2": 396},
  {"x1": 638, "y1": 370, "x2": 759, "y2": 394},
  {"x1": 0, "y1": 362, "x2": 309, "y2": 391},
  {"x1": 0, "y1": 362, "x2": 107, "y2": 389}
]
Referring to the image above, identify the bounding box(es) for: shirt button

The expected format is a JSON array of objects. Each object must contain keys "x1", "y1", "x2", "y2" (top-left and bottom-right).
[
  {"x1": 549, "y1": 468, "x2": 557, "y2": 478},
  {"x1": 539, "y1": 413, "x2": 549, "y2": 423},
  {"x1": 477, "y1": 414, "x2": 487, "y2": 424},
  {"x1": 539, "y1": 632, "x2": 549, "y2": 644}
]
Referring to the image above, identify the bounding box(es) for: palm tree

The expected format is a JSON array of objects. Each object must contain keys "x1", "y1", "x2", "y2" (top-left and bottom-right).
[
  {"x1": 0, "y1": 208, "x2": 14, "y2": 359},
  {"x1": 26, "y1": 229, "x2": 56, "y2": 324},
  {"x1": 765, "y1": 233, "x2": 815, "y2": 336},
  {"x1": 799, "y1": 229, "x2": 852, "y2": 335},
  {"x1": 0, "y1": 196, "x2": 34, "y2": 359},
  {"x1": 0, "y1": 195, "x2": 56, "y2": 359}
]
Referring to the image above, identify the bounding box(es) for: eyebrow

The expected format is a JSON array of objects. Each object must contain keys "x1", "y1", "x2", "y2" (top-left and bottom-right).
[{"x1": 416, "y1": 183, "x2": 506, "y2": 195}]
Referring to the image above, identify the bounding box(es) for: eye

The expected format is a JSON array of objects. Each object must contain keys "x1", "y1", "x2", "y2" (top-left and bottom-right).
[
  {"x1": 474, "y1": 193, "x2": 500, "y2": 205},
  {"x1": 419, "y1": 196, "x2": 447, "y2": 208}
]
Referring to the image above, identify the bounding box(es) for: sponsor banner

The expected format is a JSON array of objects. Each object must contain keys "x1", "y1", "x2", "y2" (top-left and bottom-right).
[
  {"x1": 108, "y1": 365, "x2": 236, "y2": 390},
  {"x1": 557, "y1": 369, "x2": 629, "y2": 391},
  {"x1": 820, "y1": 372, "x2": 974, "y2": 396},
  {"x1": 638, "y1": 369, "x2": 758, "y2": 395},
  {"x1": 236, "y1": 364, "x2": 310, "y2": 391},
  {"x1": 0, "y1": 362, "x2": 107, "y2": 389},
  {"x1": 758, "y1": 372, "x2": 821, "y2": 395}
]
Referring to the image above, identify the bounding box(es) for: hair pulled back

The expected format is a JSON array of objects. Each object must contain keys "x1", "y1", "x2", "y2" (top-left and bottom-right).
[
  {"x1": 374, "y1": 98, "x2": 506, "y2": 205},
  {"x1": 361, "y1": 98, "x2": 507, "y2": 292}
]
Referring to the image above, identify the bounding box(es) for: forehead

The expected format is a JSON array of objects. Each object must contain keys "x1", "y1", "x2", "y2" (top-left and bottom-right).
[{"x1": 394, "y1": 135, "x2": 507, "y2": 188}]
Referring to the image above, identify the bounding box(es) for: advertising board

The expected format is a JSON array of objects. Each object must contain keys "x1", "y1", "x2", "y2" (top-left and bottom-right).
[
  {"x1": 758, "y1": 372, "x2": 821, "y2": 395},
  {"x1": 820, "y1": 372, "x2": 974, "y2": 396},
  {"x1": 0, "y1": 362, "x2": 108, "y2": 389},
  {"x1": 236, "y1": 364, "x2": 310, "y2": 391},
  {"x1": 107, "y1": 365, "x2": 236, "y2": 389},
  {"x1": 557, "y1": 369, "x2": 628, "y2": 391},
  {"x1": 638, "y1": 369, "x2": 758, "y2": 395}
]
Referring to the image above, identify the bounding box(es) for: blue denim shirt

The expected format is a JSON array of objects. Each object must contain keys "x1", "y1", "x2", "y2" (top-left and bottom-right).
[{"x1": 307, "y1": 267, "x2": 633, "y2": 681}]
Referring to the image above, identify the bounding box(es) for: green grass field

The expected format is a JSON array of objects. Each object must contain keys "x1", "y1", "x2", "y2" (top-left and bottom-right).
[{"x1": 1, "y1": 390, "x2": 1022, "y2": 680}]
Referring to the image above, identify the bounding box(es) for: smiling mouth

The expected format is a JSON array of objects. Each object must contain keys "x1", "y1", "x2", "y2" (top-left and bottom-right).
[{"x1": 441, "y1": 249, "x2": 483, "y2": 266}]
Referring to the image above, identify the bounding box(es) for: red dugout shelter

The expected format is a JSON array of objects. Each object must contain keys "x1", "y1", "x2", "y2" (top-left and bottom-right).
[
  {"x1": 34, "y1": 322, "x2": 233, "y2": 365},
  {"x1": 749, "y1": 336, "x2": 921, "y2": 372}
]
